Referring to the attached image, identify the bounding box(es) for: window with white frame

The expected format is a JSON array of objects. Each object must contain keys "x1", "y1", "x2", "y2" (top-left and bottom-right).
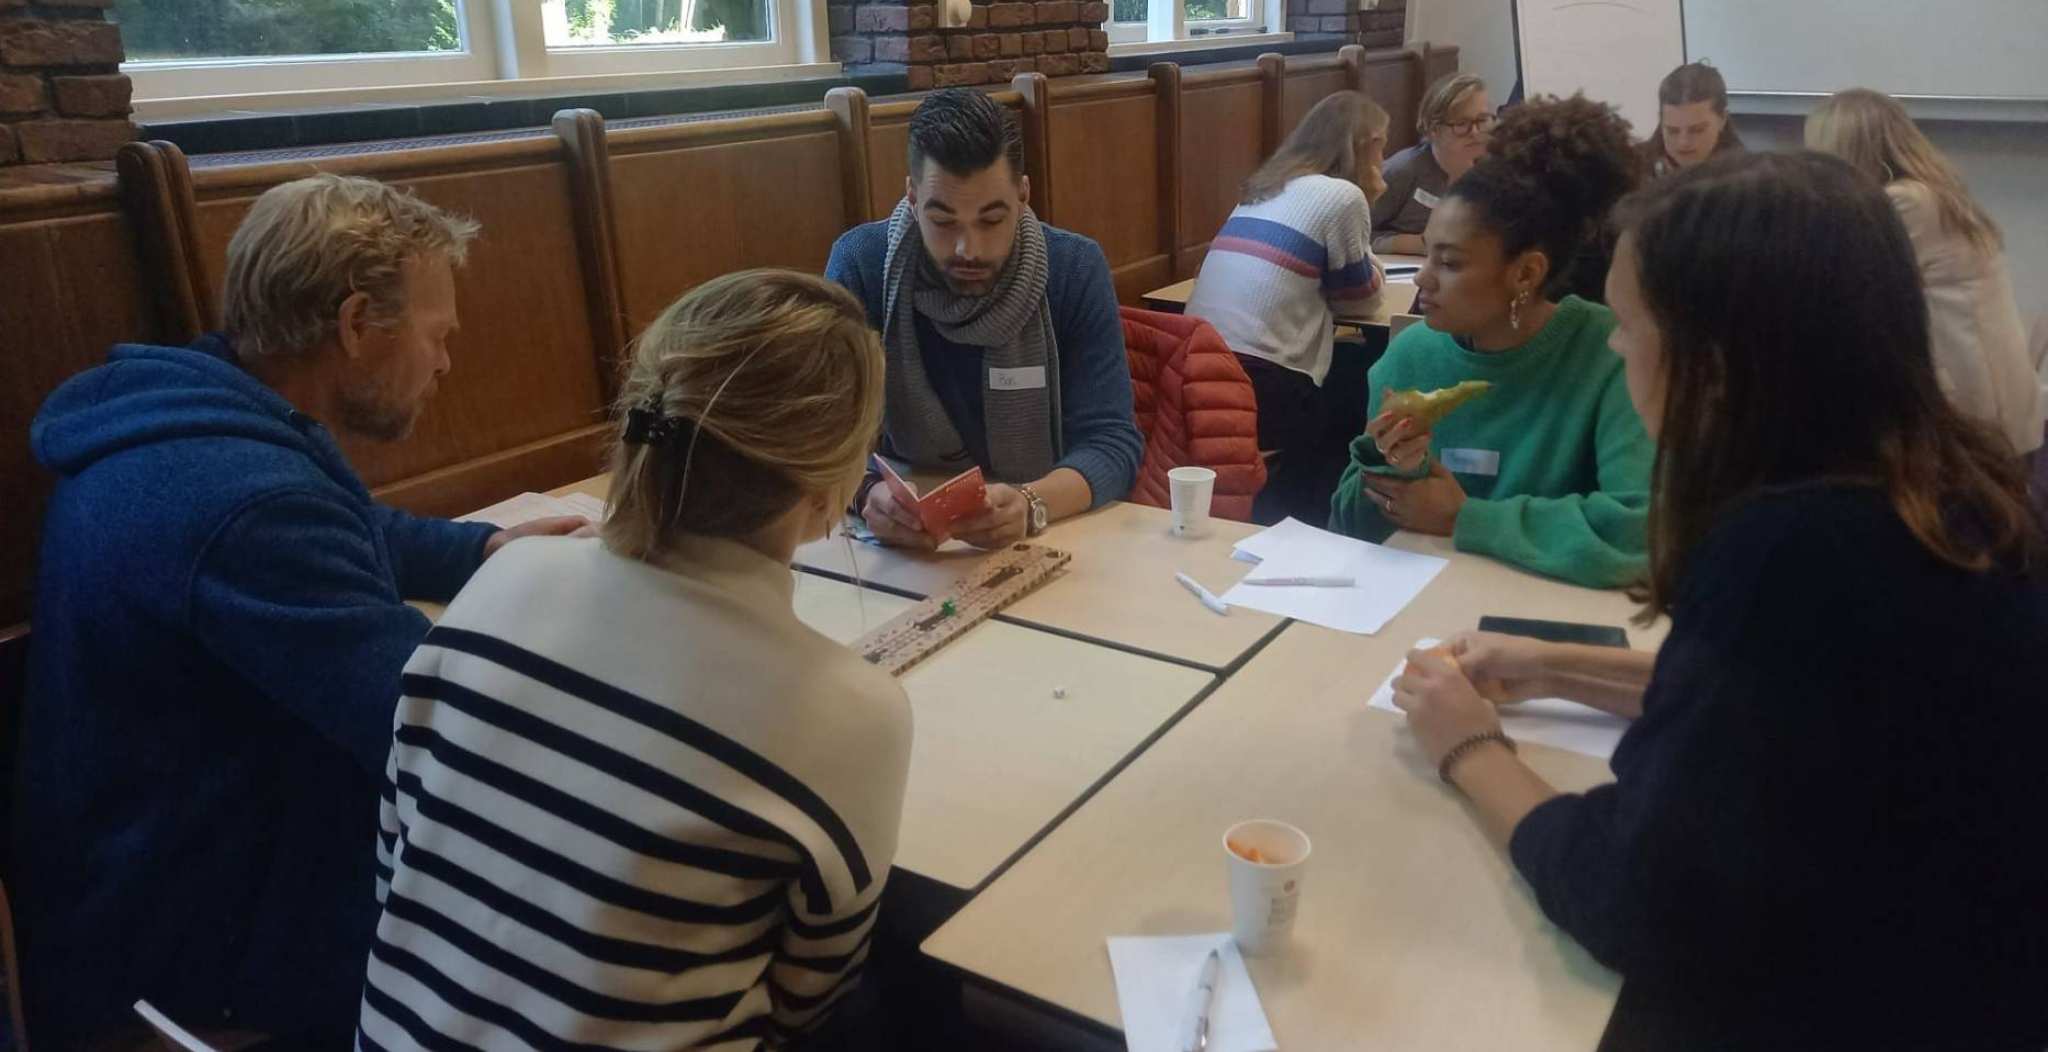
[
  {"x1": 1108, "y1": 0, "x2": 1285, "y2": 47},
  {"x1": 113, "y1": 0, "x2": 824, "y2": 106}
]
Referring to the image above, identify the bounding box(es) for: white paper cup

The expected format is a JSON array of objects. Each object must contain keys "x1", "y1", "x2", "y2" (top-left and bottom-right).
[
  {"x1": 1168, "y1": 466, "x2": 1217, "y2": 538},
  {"x1": 1223, "y1": 818, "x2": 1311, "y2": 956}
]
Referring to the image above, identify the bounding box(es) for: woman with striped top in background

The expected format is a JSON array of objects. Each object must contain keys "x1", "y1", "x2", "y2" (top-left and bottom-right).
[
  {"x1": 1186, "y1": 91, "x2": 1390, "y2": 523},
  {"x1": 357, "y1": 270, "x2": 911, "y2": 1051}
]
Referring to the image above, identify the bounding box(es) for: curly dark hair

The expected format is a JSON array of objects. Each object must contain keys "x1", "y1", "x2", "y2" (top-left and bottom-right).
[{"x1": 1447, "y1": 93, "x2": 1643, "y2": 301}]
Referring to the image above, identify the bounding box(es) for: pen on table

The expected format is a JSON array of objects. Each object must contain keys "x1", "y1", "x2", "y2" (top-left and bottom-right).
[
  {"x1": 1181, "y1": 945, "x2": 1223, "y2": 1052},
  {"x1": 1240, "y1": 575, "x2": 1355, "y2": 588},
  {"x1": 1175, "y1": 572, "x2": 1229, "y2": 616}
]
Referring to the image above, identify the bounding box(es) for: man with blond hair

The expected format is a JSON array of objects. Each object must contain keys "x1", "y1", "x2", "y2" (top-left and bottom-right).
[{"x1": 14, "y1": 174, "x2": 584, "y2": 1048}]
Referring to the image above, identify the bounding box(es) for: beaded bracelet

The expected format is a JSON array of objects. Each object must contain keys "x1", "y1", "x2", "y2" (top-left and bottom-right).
[{"x1": 1438, "y1": 730, "x2": 1516, "y2": 785}]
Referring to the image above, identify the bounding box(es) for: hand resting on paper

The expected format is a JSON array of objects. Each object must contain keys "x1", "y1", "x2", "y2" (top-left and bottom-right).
[
  {"x1": 1446, "y1": 630, "x2": 1655, "y2": 720},
  {"x1": 1389, "y1": 644, "x2": 1503, "y2": 768},
  {"x1": 1443, "y1": 631, "x2": 1558, "y2": 706},
  {"x1": 484, "y1": 515, "x2": 593, "y2": 559}
]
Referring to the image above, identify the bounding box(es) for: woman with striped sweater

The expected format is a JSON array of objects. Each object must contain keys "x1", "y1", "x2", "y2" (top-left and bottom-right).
[{"x1": 357, "y1": 270, "x2": 911, "y2": 1050}]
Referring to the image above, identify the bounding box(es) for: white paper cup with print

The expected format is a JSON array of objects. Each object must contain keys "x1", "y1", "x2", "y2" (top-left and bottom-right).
[
  {"x1": 1169, "y1": 466, "x2": 1217, "y2": 538},
  {"x1": 1224, "y1": 819, "x2": 1311, "y2": 956}
]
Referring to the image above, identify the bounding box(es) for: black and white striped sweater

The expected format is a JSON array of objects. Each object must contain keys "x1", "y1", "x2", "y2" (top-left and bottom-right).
[{"x1": 358, "y1": 535, "x2": 912, "y2": 1051}]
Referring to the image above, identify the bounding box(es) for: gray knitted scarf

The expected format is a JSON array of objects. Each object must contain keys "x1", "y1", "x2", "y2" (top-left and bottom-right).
[{"x1": 880, "y1": 196, "x2": 1061, "y2": 483}]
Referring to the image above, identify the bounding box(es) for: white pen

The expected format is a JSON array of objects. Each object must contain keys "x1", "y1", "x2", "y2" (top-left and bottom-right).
[
  {"x1": 1241, "y1": 575, "x2": 1355, "y2": 588},
  {"x1": 1174, "y1": 572, "x2": 1230, "y2": 616},
  {"x1": 1180, "y1": 946, "x2": 1224, "y2": 1052}
]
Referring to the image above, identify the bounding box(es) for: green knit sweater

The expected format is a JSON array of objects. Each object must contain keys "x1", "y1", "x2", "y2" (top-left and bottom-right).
[{"x1": 1329, "y1": 296, "x2": 1654, "y2": 588}]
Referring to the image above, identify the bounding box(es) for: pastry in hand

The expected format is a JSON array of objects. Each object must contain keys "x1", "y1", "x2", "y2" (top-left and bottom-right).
[{"x1": 1384, "y1": 380, "x2": 1493, "y2": 427}]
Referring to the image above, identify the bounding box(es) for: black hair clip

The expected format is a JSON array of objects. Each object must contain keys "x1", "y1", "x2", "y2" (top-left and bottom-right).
[{"x1": 623, "y1": 397, "x2": 698, "y2": 446}]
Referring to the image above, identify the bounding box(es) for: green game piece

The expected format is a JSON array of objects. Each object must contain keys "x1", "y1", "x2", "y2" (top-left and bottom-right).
[{"x1": 940, "y1": 599, "x2": 958, "y2": 618}]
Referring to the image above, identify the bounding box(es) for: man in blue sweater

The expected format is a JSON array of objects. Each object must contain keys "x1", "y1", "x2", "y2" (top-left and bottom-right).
[
  {"x1": 15, "y1": 174, "x2": 585, "y2": 1048},
  {"x1": 827, "y1": 89, "x2": 1141, "y2": 549}
]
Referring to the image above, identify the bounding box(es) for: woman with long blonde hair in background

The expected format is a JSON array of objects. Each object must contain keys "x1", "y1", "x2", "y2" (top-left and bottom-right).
[
  {"x1": 358, "y1": 270, "x2": 911, "y2": 1051},
  {"x1": 1187, "y1": 90, "x2": 1392, "y2": 522},
  {"x1": 1806, "y1": 88, "x2": 2042, "y2": 458}
]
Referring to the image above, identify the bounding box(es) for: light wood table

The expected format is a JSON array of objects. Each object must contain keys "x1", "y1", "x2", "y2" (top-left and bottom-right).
[
  {"x1": 1141, "y1": 254, "x2": 1424, "y2": 330},
  {"x1": 924, "y1": 541, "x2": 1667, "y2": 1048},
  {"x1": 554, "y1": 474, "x2": 1285, "y2": 672},
  {"x1": 444, "y1": 485, "x2": 1223, "y2": 895},
  {"x1": 791, "y1": 500, "x2": 1288, "y2": 673},
  {"x1": 791, "y1": 573, "x2": 1215, "y2": 892}
]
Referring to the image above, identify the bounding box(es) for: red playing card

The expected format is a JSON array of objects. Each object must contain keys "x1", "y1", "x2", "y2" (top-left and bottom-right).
[
  {"x1": 915, "y1": 467, "x2": 988, "y2": 538},
  {"x1": 874, "y1": 459, "x2": 988, "y2": 542}
]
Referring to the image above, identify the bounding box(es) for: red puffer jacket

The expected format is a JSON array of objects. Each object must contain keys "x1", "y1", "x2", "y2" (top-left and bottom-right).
[{"x1": 1119, "y1": 307, "x2": 1266, "y2": 522}]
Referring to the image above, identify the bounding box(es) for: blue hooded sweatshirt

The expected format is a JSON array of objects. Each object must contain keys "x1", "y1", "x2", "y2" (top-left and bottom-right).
[{"x1": 13, "y1": 336, "x2": 496, "y2": 1046}]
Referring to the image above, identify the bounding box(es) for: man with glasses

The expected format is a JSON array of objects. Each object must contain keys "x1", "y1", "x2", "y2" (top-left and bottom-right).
[{"x1": 1372, "y1": 73, "x2": 1494, "y2": 256}]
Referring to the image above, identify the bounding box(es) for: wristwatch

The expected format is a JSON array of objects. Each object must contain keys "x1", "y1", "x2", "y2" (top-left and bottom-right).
[{"x1": 1016, "y1": 483, "x2": 1049, "y2": 537}]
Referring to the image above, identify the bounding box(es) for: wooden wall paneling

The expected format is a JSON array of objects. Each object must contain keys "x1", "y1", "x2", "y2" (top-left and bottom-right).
[
  {"x1": 1368, "y1": 50, "x2": 1425, "y2": 152},
  {"x1": 825, "y1": 87, "x2": 875, "y2": 227},
  {"x1": 551, "y1": 108, "x2": 630, "y2": 403},
  {"x1": 1010, "y1": 73, "x2": 1055, "y2": 223},
  {"x1": 1177, "y1": 69, "x2": 1265, "y2": 278},
  {"x1": 1282, "y1": 66, "x2": 1351, "y2": 133},
  {"x1": 1046, "y1": 79, "x2": 1169, "y2": 305},
  {"x1": 1257, "y1": 53, "x2": 1287, "y2": 157},
  {"x1": 868, "y1": 106, "x2": 912, "y2": 220},
  {"x1": 0, "y1": 176, "x2": 159, "y2": 627},
  {"x1": 1150, "y1": 62, "x2": 1184, "y2": 285},
  {"x1": 604, "y1": 111, "x2": 851, "y2": 335},
  {"x1": 116, "y1": 140, "x2": 212, "y2": 341},
  {"x1": 1341, "y1": 43, "x2": 1368, "y2": 95},
  {"x1": 1421, "y1": 43, "x2": 1461, "y2": 96},
  {"x1": 185, "y1": 138, "x2": 612, "y2": 505}
]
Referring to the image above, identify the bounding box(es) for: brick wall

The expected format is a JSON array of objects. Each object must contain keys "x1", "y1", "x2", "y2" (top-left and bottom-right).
[
  {"x1": 830, "y1": 0, "x2": 1111, "y2": 90},
  {"x1": 1358, "y1": 0, "x2": 1406, "y2": 49},
  {"x1": 0, "y1": 0, "x2": 135, "y2": 166},
  {"x1": 1286, "y1": 0, "x2": 1404, "y2": 48}
]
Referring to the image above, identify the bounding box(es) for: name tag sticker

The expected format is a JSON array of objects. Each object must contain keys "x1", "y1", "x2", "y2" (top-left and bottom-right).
[
  {"x1": 1439, "y1": 448, "x2": 1501, "y2": 476},
  {"x1": 988, "y1": 366, "x2": 1048, "y2": 391},
  {"x1": 1414, "y1": 187, "x2": 1442, "y2": 209}
]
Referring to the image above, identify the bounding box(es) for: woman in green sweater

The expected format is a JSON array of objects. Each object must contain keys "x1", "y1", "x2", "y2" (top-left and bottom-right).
[{"x1": 1331, "y1": 95, "x2": 1653, "y2": 588}]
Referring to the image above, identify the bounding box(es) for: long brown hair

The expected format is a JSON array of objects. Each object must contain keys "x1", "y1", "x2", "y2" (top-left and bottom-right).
[
  {"x1": 602, "y1": 269, "x2": 885, "y2": 561},
  {"x1": 1242, "y1": 91, "x2": 1389, "y2": 205},
  {"x1": 1647, "y1": 61, "x2": 1742, "y2": 160},
  {"x1": 1804, "y1": 88, "x2": 2003, "y2": 254},
  {"x1": 1615, "y1": 152, "x2": 2040, "y2": 619}
]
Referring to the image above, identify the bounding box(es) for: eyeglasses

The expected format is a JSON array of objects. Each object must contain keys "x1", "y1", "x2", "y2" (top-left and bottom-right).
[{"x1": 1435, "y1": 114, "x2": 1496, "y2": 138}]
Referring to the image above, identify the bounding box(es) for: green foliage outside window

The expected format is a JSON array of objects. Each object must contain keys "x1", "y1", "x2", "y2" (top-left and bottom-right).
[{"x1": 114, "y1": 0, "x2": 461, "y2": 60}]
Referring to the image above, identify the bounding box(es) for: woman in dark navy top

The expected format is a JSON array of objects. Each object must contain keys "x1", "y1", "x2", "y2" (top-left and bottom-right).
[{"x1": 1391, "y1": 151, "x2": 2048, "y2": 1049}]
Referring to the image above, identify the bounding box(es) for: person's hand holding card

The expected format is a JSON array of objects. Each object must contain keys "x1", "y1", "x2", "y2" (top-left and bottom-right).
[
  {"x1": 951, "y1": 484, "x2": 1031, "y2": 549},
  {"x1": 866, "y1": 459, "x2": 989, "y2": 546},
  {"x1": 860, "y1": 480, "x2": 939, "y2": 550}
]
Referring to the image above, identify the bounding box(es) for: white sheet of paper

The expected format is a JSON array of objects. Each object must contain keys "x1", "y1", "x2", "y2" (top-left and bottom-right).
[
  {"x1": 457, "y1": 492, "x2": 582, "y2": 529},
  {"x1": 1229, "y1": 516, "x2": 1326, "y2": 564},
  {"x1": 1106, "y1": 933, "x2": 1276, "y2": 1052},
  {"x1": 1221, "y1": 521, "x2": 1448, "y2": 635},
  {"x1": 1368, "y1": 637, "x2": 1631, "y2": 761},
  {"x1": 554, "y1": 491, "x2": 609, "y2": 522}
]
